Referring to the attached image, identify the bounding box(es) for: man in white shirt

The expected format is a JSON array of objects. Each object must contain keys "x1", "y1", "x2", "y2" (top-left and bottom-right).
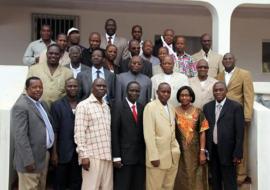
[{"x1": 23, "y1": 24, "x2": 55, "y2": 65}]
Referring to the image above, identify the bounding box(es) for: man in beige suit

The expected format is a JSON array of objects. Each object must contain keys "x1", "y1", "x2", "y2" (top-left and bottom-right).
[
  {"x1": 189, "y1": 59, "x2": 217, "y2": 109},
  {"x1": 144, "y1": 82, "x2": 180, "y2": 190},
  {"x1": 192, "y1": 33, "x2": 223, "y2": 78},
  {"x1": 216, "y1": 53, "x2": 254, "y2": 185},
  {"x1": 100, "y1": 18, "x2": 129, "y2": 66},
  {"x1": 151, "y1": 55, "x2": 188, "y2": 107}
]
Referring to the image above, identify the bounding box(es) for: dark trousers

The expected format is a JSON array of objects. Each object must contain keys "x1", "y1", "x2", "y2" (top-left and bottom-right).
[
  {"x1": 210, "y1": 144, "x2": 237, "y2": 190},
  {"x1": 114, "y1": 163, "x2": 145, "y2": 190},
  {"x1": 54, "y1": 152, "x2": 82, "y2": 190}
]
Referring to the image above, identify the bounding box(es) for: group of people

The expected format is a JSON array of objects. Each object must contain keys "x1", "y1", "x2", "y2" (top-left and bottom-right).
[{"x1": 12, "y1": 18, "x2": 254, "y2": 190}]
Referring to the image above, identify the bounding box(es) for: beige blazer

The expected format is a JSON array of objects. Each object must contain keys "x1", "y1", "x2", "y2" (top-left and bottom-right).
[
  {"x1": 27, "y1": 63, "x2": 73, "y2": 107},
  {"x1": 143, "y1": 99, "x2": 180, "y2": 169},
  {"x1": 100, "y1": 34, "x2": 129, "y2": 66},
  {"x1": 189, "y1": 76, "x2": 217, "y2": 109},
  {"x1": 192, "y1": 49, "x2": 223, "y2": 78},
  {"x1": 216, "y1": 67, "x2": 254, "y2": 121},
  {"x1": 151, "y1": 72, "x2": 189, "y2": 107}
]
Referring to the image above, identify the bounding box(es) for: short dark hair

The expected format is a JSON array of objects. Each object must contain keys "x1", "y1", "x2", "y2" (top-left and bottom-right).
[
  {"x1": 126, "y1": 81, "x2": 141, "y2": 93},
  {"x1": 176, "y1": 86, "x2": 195, "y2": 103},
  {"x1": 47, "y1": 43, "x2": 60, "y2": 51},
  {"x1": 92, "y1": 48, "x2": 105, "y2": 58},
  {"x1": 25, "y1": 76, "x2": 41, "y2": 89}
]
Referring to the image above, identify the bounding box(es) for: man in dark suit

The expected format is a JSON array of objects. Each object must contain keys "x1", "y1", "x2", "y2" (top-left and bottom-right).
[
  {"x1": 12, "y1": 76, "x2": 54, "y2": 190},
  {"x1": 153, "y1": 29, "x2": 176, "y2": 58},
  {"x1": 203, "y1": 81, "x2": 245, "y2": 190},
  {"x1": 77, "y1": 49, "x2": 115, "y2": 103},
  {"x1": 112, "y1": 81, "x2": 145, "y2": 190},
  {"x1": 51, "y1": 78, "x2": 82, "y2": 190},
  {"x1": 100, "y1": 18, "x2": 129, "y2": 66},
  {"x1": 119, "y1": 39, "x2": 152, "y2": 78}
]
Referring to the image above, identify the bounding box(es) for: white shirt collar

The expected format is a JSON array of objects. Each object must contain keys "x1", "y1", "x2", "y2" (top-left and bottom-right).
[
  {"x1": 106, "y1": 33, "x2": 116, "y2": 43},
  {"x1": 215, "y1": 97, "x2": 226, "y2": 107},
  {"x1": 125, "y1": 97, "x2": 137, "y2": 110},
  {"x1": 92, "y1": 66, "x2": 104, "y2": 74},
  {"x1": 224, "y1": 67, "x2": 235, "y2": 75}
]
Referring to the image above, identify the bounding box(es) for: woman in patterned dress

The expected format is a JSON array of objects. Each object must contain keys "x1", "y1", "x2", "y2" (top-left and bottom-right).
[{"x1": 174, "y1": 86, "x2": 209, "y2": 190}]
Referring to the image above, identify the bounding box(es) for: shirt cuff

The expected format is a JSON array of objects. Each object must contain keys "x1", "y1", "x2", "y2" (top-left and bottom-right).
[{"x1": 113, "y1": 157, "x2": 121, "y2": 162}]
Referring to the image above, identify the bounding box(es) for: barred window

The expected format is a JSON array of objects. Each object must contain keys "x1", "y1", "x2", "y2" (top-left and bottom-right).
[{"x1": 31, "y1": 13, "x2": 80, "y2": 41}]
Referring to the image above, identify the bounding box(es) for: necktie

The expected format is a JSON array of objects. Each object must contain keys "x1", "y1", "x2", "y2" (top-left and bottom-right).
[
  {"x1": 35, "y1": 102, "x2": 55, "y2": 148},
  {"x1": 96, "y1": 70, "x2": 101, "y2": 78},
  {"x1": 213, "y1": 104, "x2": 222, "y2": 144},
  {"x1": 108, "y1": 36, "x2": 112, "y2": 44},
  {"x1": 132, "y1": 104, "x2": 138, "y2": 123}
]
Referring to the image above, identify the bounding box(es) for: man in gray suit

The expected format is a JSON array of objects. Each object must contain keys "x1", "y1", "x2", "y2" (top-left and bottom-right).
[
  {"x1": 66, "y1": 45, "x2": 90, "y2": 78},
  {"x1": 116, "y1": 55, "x2": 151, "y2": 105},
  {"x1": 100, "y1": 18, "x2": 129, "y2": 67},
  {"x1": 77, "y1": 49, "x2": 115, "y2": 103},
  {"x1": 12, "y1": 76, "x2": 54, "y2": 190}
]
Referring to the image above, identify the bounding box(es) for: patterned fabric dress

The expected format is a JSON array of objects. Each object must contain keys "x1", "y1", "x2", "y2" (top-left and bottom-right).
[{"x1": 174, "y1": 106, "x2": 209, "y2": 190}]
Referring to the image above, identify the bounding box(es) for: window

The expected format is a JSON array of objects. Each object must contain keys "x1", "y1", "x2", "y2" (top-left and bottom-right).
[
  {"x1": 262, "y1": 40, "x2": 270, "y2": 73},
  {"x1": 31, "y1": 13, "x2": 80, "y2": 41}
]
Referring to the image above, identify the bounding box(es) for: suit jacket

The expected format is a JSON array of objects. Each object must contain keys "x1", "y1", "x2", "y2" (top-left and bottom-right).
[
  {"x1": 76, "y1": 67, "x2": 116, "y2": 103},
  {"x1": 12, "y1": 94, "x2": 51, "y2": 172},
  {"x1": 203, "y1": 98, "x2": 245, "y2": 165},
  {"x1": 100, "y1": 34, "x2": 129, "y2": 66},
  {"x1": 51, "y1": 96, "x2": 77, "y2": 163},
  {"x1": 143, "y1": 99, "x2": 180, "y2": 169},
  {"x1": 111, "y1": 100, "x2": 145, "y2": 165},
  {"x1": 115, "y1": 71, "x2": 152, "y2": 106},
  {"x1": 151, "y1": 72, "x2": 189, "y2": 107},
  {"x1": 189, "y1": 76, "x2": 217, "y2": 109},
  {"x1": 119, "y1": 57, "x2": 153, "y2": 78},
  {"x1": 216, "y1": 67, "x2": 254, "y2": 121},
  {"x1": 192, "y1": 49, "x2": 223, "y2": 78},
  {"x1": 153, "y1": 38, "x2": 176, "y2": 57}
]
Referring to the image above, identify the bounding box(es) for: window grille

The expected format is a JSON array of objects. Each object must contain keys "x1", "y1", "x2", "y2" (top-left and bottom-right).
[{"x1": 31, "y1": 13, "x2": 80, "y2": 41}]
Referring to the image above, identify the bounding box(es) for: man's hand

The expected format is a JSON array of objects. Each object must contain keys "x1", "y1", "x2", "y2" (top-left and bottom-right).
[
  {"x1": 233, "y1": 157, "x2": 241, "y2": 166},
  {"x1": 35, "y1": 57, "x2": 40, "y2": 64},
  {"x1": 51, "y1": 152, "x2": 58, "y2": 167},
  {"x1": 199, "y1": 151, "x2": 207, "y2": 165},
  {"x1": 82, "y1": 158, "x2": 90, "y2": 171},
  {"x1": 151, "y1": 160, "x2": 160, "y2": 167},
  {"x1": 113, "y1": 161, "x2": 123, "y2": 169},
  {"x1": 25, "y1": 163, "x2": 35, "y2": 172}
]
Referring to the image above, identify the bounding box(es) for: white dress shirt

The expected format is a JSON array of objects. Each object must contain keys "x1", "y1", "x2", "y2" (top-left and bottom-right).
[
  {"x1": 224, "y1": 68, "x2": 235, "y2": 86},
  {"x1": 106, "y1": 33, "x2": 116, "y2": 44},
  {"x1": 70, "y1": 63, "x2": 82, "y2": 78}
]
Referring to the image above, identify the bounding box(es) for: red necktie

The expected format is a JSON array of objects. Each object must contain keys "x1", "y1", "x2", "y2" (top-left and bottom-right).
[
  {"x1": 108, "y1": 36, "x2": 112, "y2": 44},
  {"x1": 132, "y1": 104, "x2": 138, "y2": 123}
]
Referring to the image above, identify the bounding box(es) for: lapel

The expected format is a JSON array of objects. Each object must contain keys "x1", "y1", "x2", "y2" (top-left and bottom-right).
[
  {"x1": 227, "y1": 67, "x2": 239, "y2": 89},
  {"x1": 217, "y1": 99, "x2": 229, "y2": 121},
  {"x1": 23, "y1": 95, "x2": 44, "y2": 122},
  {"x1": 156, "y1": 99, "x2": 171, "y2": 123},
  {"x1": 104, "y1": 68, "x2": 110, "y2": 82},
  {"x1": 87, "y1": 68, "x2": 93, "y2": 84},
  {"x1": 123, "y1": 99, "x2": 137, "y2": 125},
  {"x1": 207, "y1": 100, "x2": 216, "y2": 126},
  {"x1": 114, "y1": 35, "x2": 119, "y2": 46}
]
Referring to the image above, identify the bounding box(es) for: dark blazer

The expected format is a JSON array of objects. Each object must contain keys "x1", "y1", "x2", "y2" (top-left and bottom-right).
[
  {"x1": 203, "y1": 98, "x2": 245, "y2": 165},
  {"x1": 76, "y1": 67, "x2": 116, "y2": 102},
  {"x1": 11, "y1": 94, "x2": 51, "y2": 172},
  {"x1": 51, "y1": 96, "x2": 77, "y2": 163},
  {"x1": 119, "y1": 57, "x2": 153, "y2": 78},
  {"x1": 111, "y1": 100, "x2": 145, "y2": 165}
]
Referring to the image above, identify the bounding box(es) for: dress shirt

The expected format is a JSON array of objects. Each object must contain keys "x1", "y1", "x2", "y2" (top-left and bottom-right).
[
  {"x1": 106, "y1": 33, "x2": 116, "y2": 44},
  {"x1": 74, "y1": 94, "x2": 111, "y2": 163},
  {"x1": 92, "y1": 67, "x2": 105, "y2": 81},
  {"x1": 27, "y1": 96, "x2": 54, "y2": 149},
  {"x1": 224, "y1": 68, "x2": 235, "y2": 86},
  {"x1": 70, "y1": 63, "x2": 82, "y2": 78},
  {"x1": 175, "y1": 52, "x2": 197, "y2": 77},
  {"x1": 23, "y1": 38, "x2": 55, "y2": 65},
  {"x1": 163, "y1": 104, "x2": 170, "y2": 116},
  {"x1": 213, "y1": 98, "x2": 226, "y2": 144},
  {"x1": 140, "y1": 54, "x2": 160, "y2": 66}
]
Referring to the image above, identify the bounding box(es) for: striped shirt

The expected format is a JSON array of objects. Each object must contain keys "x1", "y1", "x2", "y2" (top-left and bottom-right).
[{"x1": 74, "y1": 94, "x2": 111, "y2": 163}]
